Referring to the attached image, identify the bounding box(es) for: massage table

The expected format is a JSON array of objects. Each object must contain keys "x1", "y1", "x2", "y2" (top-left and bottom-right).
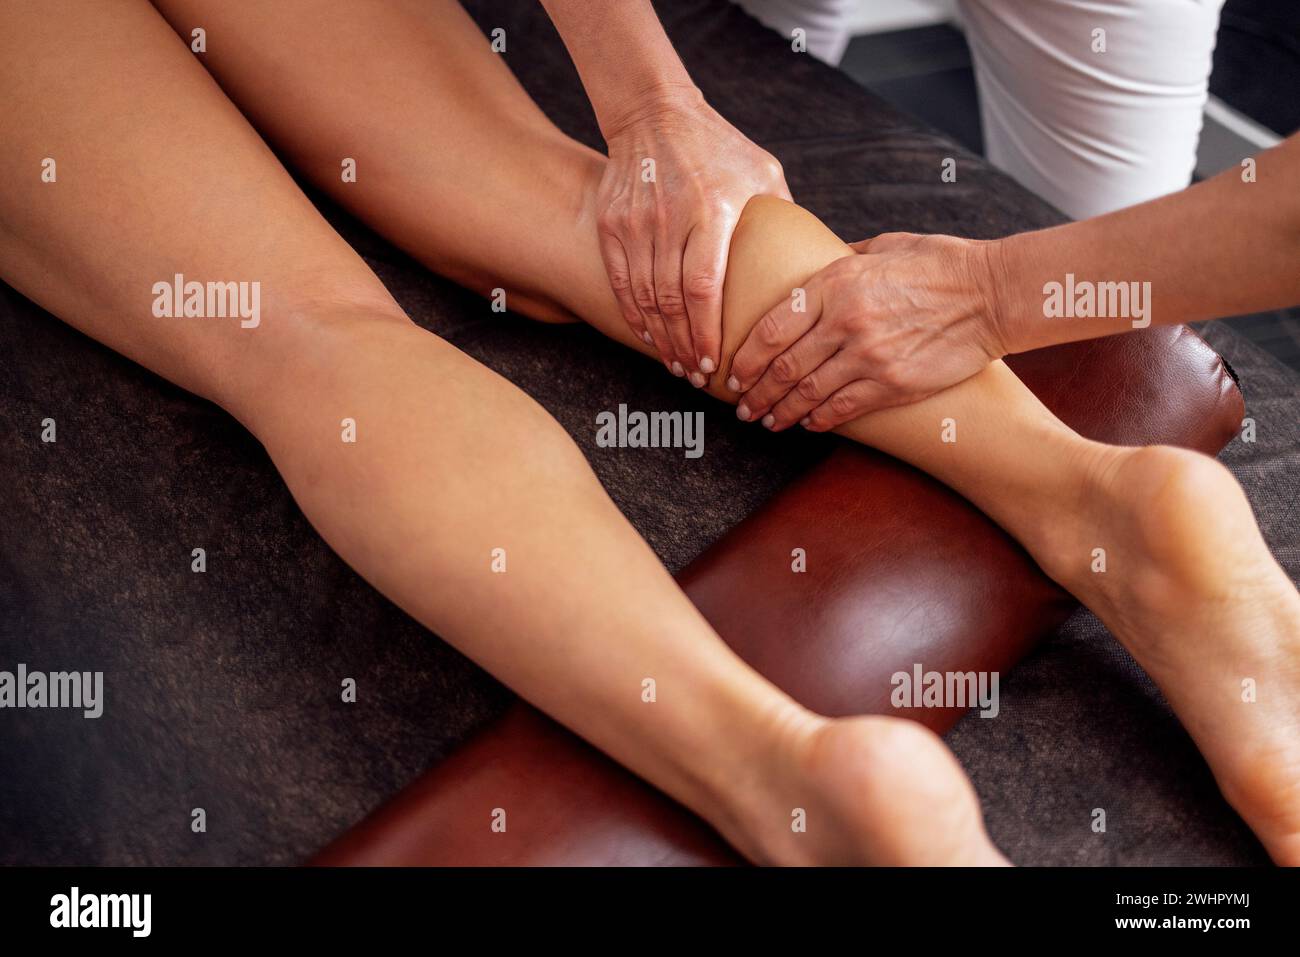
[{"x1": 1, "y1": 0, "x2": 1293, "y2": 866}]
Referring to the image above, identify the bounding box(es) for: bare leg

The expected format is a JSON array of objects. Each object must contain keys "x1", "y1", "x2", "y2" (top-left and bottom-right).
[
  {"x1": 1, "y1": 0, "x2": 1010, "y2": 866},
  {"x1": 151, "y1": 0, "x2": 1300, "y2": 861}
]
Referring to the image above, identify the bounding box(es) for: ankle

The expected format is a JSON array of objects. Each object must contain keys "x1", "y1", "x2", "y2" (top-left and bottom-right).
[
  {"x1": 1014, "y1": 438, "x2": 1135, "y2": 588},
  {"x1": 707, "y1": 699, "x2": 827, "y2": 864}
]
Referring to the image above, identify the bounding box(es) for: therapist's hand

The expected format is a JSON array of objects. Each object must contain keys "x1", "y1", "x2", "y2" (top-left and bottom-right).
[
  {"x1": 597, "y1": 86, "x2": 791, "y2": 385},
  {"x1": 728, "y1": 232, "x2": 1008, "y2": 431}
]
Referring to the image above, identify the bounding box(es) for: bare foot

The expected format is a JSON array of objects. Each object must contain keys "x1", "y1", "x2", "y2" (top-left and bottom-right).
[
  {"x1": 726, "y1": 713, "x2": 1008, "y2": 866},
  {"x1": 1033, "y1": 444, "x2": 1300, "y2": 864}
]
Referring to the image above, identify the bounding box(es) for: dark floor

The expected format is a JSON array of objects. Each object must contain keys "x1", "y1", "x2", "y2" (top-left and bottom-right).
[
  {"x1": 838, "y1": 22, "x2": 1300, "y2": 374},
  {"x1": 840, "y1": 25, "x2": 982, "y2": 156},
  {"x1": 1211, "y1": 0, "x2": 1300, "y2": 137}
]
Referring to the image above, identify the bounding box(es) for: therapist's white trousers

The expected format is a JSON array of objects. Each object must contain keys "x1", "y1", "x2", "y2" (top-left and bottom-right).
[{"x1": 735, "y1": 0, "x2": 1227, "y2": 218}]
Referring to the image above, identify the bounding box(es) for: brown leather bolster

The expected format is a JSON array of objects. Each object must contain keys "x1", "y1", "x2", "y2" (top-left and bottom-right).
[{"x1": 313, "y1": 326, "x2": 1243, "y2": 866}]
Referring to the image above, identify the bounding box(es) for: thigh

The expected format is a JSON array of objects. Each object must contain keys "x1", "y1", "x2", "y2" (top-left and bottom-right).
[
  {"x1": 959, "y1": 0, "x2": 1226, "y2": 218},
  {"x1": 146, "y1": 0, "x2": 607, "y2": 321},
  {"x1": 0, "y1": 0, "x2": 399, "y2": 413}
]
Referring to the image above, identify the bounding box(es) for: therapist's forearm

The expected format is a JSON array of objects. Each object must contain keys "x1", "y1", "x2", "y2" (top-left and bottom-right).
[
  {"x1": 539, "y1": 0, "x2": 699, "y2": 138},
  {"x1": 993, "y1": 133, "x2": 1300, "y2": 353}
]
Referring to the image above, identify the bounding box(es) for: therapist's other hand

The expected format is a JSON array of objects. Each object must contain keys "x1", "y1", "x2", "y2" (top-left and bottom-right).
[
  {"x1": 728, "y1": 232, "x2": 1007, "y2": 431},
  {"x1": 597, "y1": 86, "x2": 791, "y2": 385}
]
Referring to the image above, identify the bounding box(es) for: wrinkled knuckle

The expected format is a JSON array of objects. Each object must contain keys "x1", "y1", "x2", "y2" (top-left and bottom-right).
[
  {"x1": 606, "y1": 265, "x2": 634, "y2": 294},
  {"x1": 855, "y1": 339, "x2": 884, "y2": 365},
  {"x1": 604, "y1": 204, "x2": 635, "y2": 234},
  {"x1": 875, "y1": 363, "x2": 904, "y2": 390},
  {"x1": 657, "y1": 289, "x2": 688, "y2": 322},
  {"x1": 824, "y1": 311, "x2": 851, "y2": 336},
  {"x1": 770, "y1": 352, "x2": 799, "y2": 384},
  {"x1": 828, "y1": 392, "x2": 858, "y2": 417},
  {"x1": 795, "y1": 376, "x2": 822, "y2": 401},
  {"x1": 757, "y1": 313, "x2": 785, "y2": 348},
  {"x1": 633, "y1": 284, "x2": 659, "y2": 313},
  {"x1": 683, "y1": 271, "x2": 720, "y2": 304}
]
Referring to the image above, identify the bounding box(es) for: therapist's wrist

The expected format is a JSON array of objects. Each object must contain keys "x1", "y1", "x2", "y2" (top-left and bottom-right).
[
  {"x1": 980, "y1": 232, "x2": 1052, "y2": 356},
  {"x1": 972, "y1": 237, "x2": 1018, "y2": 359},
  {"x1": 597, "y1": 80, "x2": 704, "y2": 142}
]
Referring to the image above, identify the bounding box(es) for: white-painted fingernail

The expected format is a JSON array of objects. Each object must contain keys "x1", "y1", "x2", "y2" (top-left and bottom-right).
[
  {"x1": 736, "y1": 403, "x2": 751, "y2": 422},
  {"x1": 726, "y1": 376, "x2": 740, "y2": 392},
  {"x1": 799, "y1": 417, "x2": 811, "y2": 427},
  {"x1": 699, "y1": 357, "x2": 716, "y2": 374},
  {"x1": 642, "y1": 331, "x2": 654, "y2": 345},
  {"x1": 671, "y1": 361, "x2": 685, "y2": 377},
  {"x1": 762, "y1": 414, "x2": 776, "y2": 429},
  {"x1": 688, "y1": 372, "x2": 706, "y2": 388}
]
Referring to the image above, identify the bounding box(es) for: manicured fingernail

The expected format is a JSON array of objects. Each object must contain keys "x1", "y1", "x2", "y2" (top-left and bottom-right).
[
  {"x1": 726, "y1": 376, "x2": 741, "y2": 392},
  {"x1": 699, "y1": 357, "x2": 716, "y2": 374},
  {"x1": 671, "y1": 361, "x2": 685, "y2": 377},
  {"x1": 799, "y1": 417, "x2": 811, "y2": 428},
  {"x1": 761, "y1": 414, "x2": 776, "y2": 429},
  {"x1": 736, "y1": 403, "x2": 751, "y2": 422},
  {"x1": 642, "y1": 331, "x2": 654, "y2": 345},
  {"x1": 688, "y1": 371, "x2": 706, "y2": 388}
]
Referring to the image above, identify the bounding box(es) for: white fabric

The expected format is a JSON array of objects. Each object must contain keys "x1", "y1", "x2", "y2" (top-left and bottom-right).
[
  {"x1": 734, "y1": 0, "x2": 1226, "y2": 218},
  {"x1": 736, "y1": 0, "x2": 858, "y2": 64},
  {"x1": 959, "y1": 0, "x2": 1226, "y2": 217}
]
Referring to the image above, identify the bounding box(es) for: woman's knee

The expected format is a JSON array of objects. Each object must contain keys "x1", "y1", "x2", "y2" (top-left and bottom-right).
[
  {"x1": 212, "y1": 280, "x2": 418, "y2": 422},
  {"x1": 705, "y1": 196, "x2": 851, "y2": 402}
]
